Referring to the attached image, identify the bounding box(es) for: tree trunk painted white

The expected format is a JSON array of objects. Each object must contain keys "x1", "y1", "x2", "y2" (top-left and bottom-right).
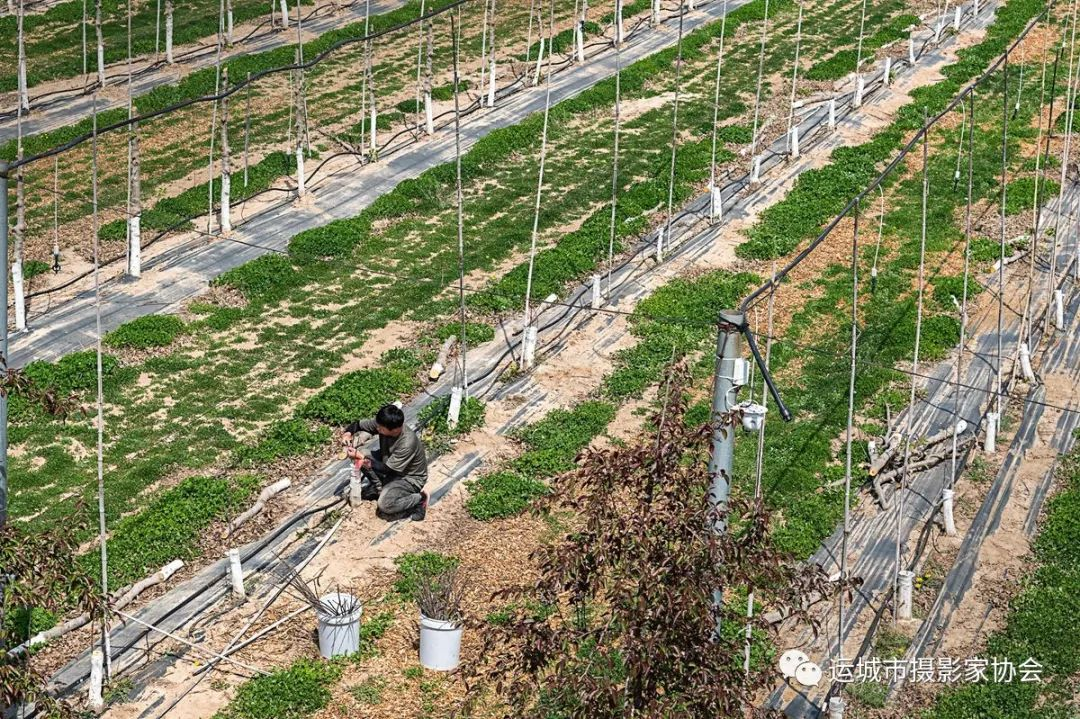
[
  {"x1": 17, "y1": 0, "x2": 28, "y2": 114},
  {"x1": 897, "y1": 570, "x2": 914, "y2": 619},
  {"x1": 651, "y1": 0, "x2": 660, "y2": 27},
  {"x1": 227, "y1": 0, "x2": 234, "y2": 43},
  {"x1": 942, "y1": 488, "x2": 956, "y2": 536},
  {"x1": 789, "y1": 125, "x2": 799, "y2": 158},
  {"x1": 89, "y1": 650, "x2": 105, "y2": 711},
  {"x1": 369, "y1": 102, "x2": 378, "y2": 158},
  {"x1": 95, "y1": 0, "x2": 105, "y2": 87},
  {"x1": 984, "y1": 411, "x2": 998, "y2": 454},
  {"x1": 854, "y1": 74, "x2": 864, "y2": 108},
  {"x1": 13, "y1": 166, "x2": 26, "y2": 332},
  {"x1": 165, "y1": 0, "x2": 175, "y2": 63},
  {"x1": 220, "y1": 70, "x2": 232, "y2": 232},
  {"x1": 228, "y1": 548, "x2": 245, "y2": 598},
  {"x1": 828, "y1": 96, "x2": 836, "y2": 129},
  {"x1": 280, "y1": 0, "x2": 289, "y2": 27},
  {"x1": 367, "y1": 50, "x2": 375, "y2": 158},
  {"x1": 294, "y1": 65, "x2": 306, "y2": 196},
  {"x1": 533, "y1": 37, "x2": 544, "y2": 85},
  {"x1": 487, "y1": 57, "x2": 497, "y2": 107},
  {"x1": 128, "y1": 121, "x2": 142, "y2": 277},
  {"x1": 615, "y1": 0, "x2": 624, "y2": 44},
  {"x1": 574, "y1": 21, "x2": 585, "y2": 63},
  {"x1": 908, "y1": 37, "x2": 915, "y2": 65},
  {"x1": 883, "y1": 56, "x2": 892, "y2": 85}
]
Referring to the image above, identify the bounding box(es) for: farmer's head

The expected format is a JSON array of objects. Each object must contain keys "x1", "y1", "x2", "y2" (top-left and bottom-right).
[{"x1": 375, "y1": 404, "x2": 405, "y2": 437}]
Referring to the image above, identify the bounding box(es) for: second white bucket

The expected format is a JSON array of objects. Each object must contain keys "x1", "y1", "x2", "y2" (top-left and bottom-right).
[
  {"x1": 419, "y1": 614, "x2": 463, "y2": 671},
  {"x1": 316, "y1": 593, "x2": 362, "y2": 659}
]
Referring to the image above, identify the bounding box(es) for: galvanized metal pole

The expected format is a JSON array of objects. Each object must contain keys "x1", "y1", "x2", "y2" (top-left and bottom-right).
[
  {"x1": 708, "y1": 310, "x2": 744, "y2": 529},
  {"x1": 708, "y1": 310, "x2": 744, "y2": 634},
  {"x1": 0, "y1": 160, "x2": 8, "y2": 528}
]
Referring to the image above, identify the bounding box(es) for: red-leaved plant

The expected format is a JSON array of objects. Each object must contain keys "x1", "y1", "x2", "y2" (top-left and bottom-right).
[{"x1": 469, "y1": 362, "x2": 836, "y2": 718}]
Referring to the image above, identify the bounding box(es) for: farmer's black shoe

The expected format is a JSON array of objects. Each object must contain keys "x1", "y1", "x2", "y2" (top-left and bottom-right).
[{"x1": 411, "y1": 492, "x2": 428, "y2": 522}]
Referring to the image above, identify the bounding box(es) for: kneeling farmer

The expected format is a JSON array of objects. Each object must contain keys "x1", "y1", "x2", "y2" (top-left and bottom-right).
[{"x1": 342, "y1": 404, "x2": 429, "y2": 521}]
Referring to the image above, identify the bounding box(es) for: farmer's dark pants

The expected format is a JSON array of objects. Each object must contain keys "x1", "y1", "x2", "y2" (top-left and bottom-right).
[{"x1": 365, "y1": 450, "x2": 425, "y2": 516}]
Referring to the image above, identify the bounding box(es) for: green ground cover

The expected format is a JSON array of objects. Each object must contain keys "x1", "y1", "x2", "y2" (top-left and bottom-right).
[{"x1": 924, "y1": 435, "x2": 1080, "y2": 718}]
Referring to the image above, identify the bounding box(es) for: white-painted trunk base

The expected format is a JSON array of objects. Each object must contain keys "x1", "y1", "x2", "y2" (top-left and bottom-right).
[
  {"x1": 789, "y1": 126, "x2": 799, "y2": 159},
  {"x1": 280, "y1": 0, "x2": 289, "y2": 27},
  {"x1": 954, "y1": 6, "x2": 961, "y2": 30},
  {"x1": 533, "y1": 38, "x2": 545, "y2": 85},
  {"x1": 424, "y1": 92, "x2": 434, "y2": 135},
  {"x1": 12, "y1": 261, "x2": 26, "y2": 332},
  {"x1": 908, "y1": 37, "x2": 916, "y2": 65},
  {"x1": 487, "y1": 59, "x2": 497, "y2": 107},
  {"x1": 854, "y1": 75, "x2": 864, "y2": 108},
  {"x1": 575, "y1": 23, "x2": 585, "y2": 63},
  {"x1": 220, "y1": 173, "x2": 232, "y2": 232},
  {"x1": 656, "y1": 226, "x2": 664, "y2": 262},
  {"x1": 828, "y1": 697, "x2": 845, "y2": 719},
  {"x1": 89, "y1": 650, "x2": 105, "y2": 711},
  {"x1": 591, "y1": 274, "x2": 601, "y2": 309},
  {"x1": 229, "y1": 548, "x2": 246, "y2": 598},
  {"x1": 984, "y1": 411, "x2": 998, "y2": 454},
  {"x1": 1019, "y1": 342, "x2": 1034, "y2": 382},
  {"x1": 522, "y1": 325, "x2": 538, "y2": 368},
  {"x1": 750, "y1": 155, "x2": 762, "y2": 185},
  {"x1": 447, "y1": 386, "x2": 463, "y2": 428},
  {"x1": 942, "y1": 488, "x2": 956, "y2": 536},
  {"x1": 1053, "y1": 290, "x2": 1064, "y2": 329},
  {"x1": 710, "y1": 185, "x2": 722, "y2": 221},
  {"x1": 897, "y1": 570, "x2": 914, "y2": 620},
  {"x1": 883, "y1": 56, "x2": 892, "y2": 85},
  {"x1": 828, "y1": 97, "x2": 836, "y2": 129},
  {"x1": 296, "y1": 147, "x2": 306, "y2": 197},
  {"x1": 128, "y1": 215, "x2": 142, "y2": 277},
  {"x1": 369, "y1": 106, "x2": 378, "y2": 159}
]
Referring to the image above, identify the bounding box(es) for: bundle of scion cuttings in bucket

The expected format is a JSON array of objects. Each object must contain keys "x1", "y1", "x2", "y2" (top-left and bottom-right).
[
  {"x1": 274, "y1": 558, "x2": 361, "y2": 618},
  {"x1": 416, "y1": 566, "x2": 466, "y2": 624}
]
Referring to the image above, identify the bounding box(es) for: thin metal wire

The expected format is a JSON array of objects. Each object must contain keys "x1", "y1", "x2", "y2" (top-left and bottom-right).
[
  {"x1": 785, "y1": 0, "x2": 804, "y2": 148},
  {"x1": 91, "y1": 92, "x2": 112, "y2": 682},
  {"x1": 895, "y1": 111, "x2": 930, "y2": 625},
  {"x1": 997, "y1": 52, "x2": 1009, "y2": 418},
  {"x1": 854, "y1": 0, "x2": 868, "y2": 72},
  {"x1": 453, "y1": 9, "x2": 469, "y2": 395},
  {"x1": 1047, "y1": 4, "x2": 1080, "y2": 334},
  {"x1": 206, "y1": 0, "x2": 226, "y2": 234},
  {"x1": 523, "y1": 0, "x2": 556, "y2": 329},
  {"x1": 662, "y1": 2, "x2": 687, "y2": 253},
  {"x1": 1021, "y1": 26, "x2": 1055, "y2": 344},
  {"x1": 708, "y1": 0, "x2": 730, "y2": 202},
  {"x1": 950, "y1": 85, "x2": 976, "y2": 492},
  {"x1": 749, "y1": 0, "x2": 770, "y2": 160},
  {"x1": 743, "y1": 261, "x2": 776, "y2": 674},
  {"x1": 606, "y1": 0, "x2": 623, "y2": 297},
  {"x1": 839, "y1": 197, "x2": 860, "y2": 651}
]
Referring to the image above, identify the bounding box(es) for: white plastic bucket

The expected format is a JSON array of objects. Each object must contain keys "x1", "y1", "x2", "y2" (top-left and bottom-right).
[
  {"x1": 316, "y1": 593, "x2": 362, "y2": 659},
  {"x1": 419, "y1": 614, "x2": 463, "y2": 671}
]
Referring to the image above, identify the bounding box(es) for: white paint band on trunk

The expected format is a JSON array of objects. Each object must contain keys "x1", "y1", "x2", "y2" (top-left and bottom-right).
[
  {"x1": 898, "y1": 569, "x2": 914, "y2": 620},
  {"x1": 984, "y1": 411, "x2": 998, "y2": 454},
  {"x1": 942, "y1": 488, "x2": 956, "y2": 536},
  {"x1": 128, "y1": 215, "x2": 142, "y2": 277},
  {"x1": 89, "y1": 649, "x2": 105, "y2": 711},
  {"x1": 229, "y1": 547, "x2": 246, "y2": 599},
  {"x1": 448, "y1": 386, "x2": 464, "y2": 428}
]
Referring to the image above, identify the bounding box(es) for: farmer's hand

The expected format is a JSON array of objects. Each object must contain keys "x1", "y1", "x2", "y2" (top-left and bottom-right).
[
  {"x1": 360, "y1": 457, "x2": 373, "y2": 470},
  {"x1": 345, "y1": 446, "x2": 360, "y2": 460},
  {"x1": 340, "y1": 431, "x2": 353, "y2": 445}
]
